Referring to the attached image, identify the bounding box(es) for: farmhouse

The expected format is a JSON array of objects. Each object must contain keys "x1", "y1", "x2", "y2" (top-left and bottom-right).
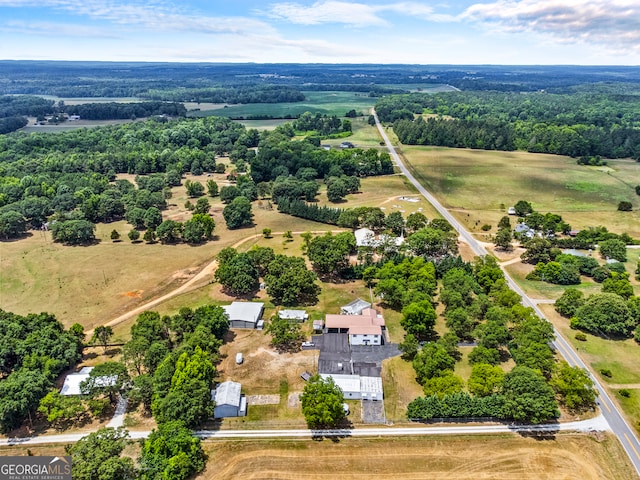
[
  {"x1": 60, "y1": 366, "x2": 117, "y2": 396},
  {"x1": 212, "y1": 381, "x2": 247, "y2": 418},
  {"x1": 354, "y1": 228, "x2": 376, "y2": 248},
  {"x1": 354, "y1": 228, "x2": 403, "y2": 249},
  {"x1": 340, "y1": 298, "x2": 371, "y2": 315},
  {"x1": 278, "y1": 309, "x2": 308, "y2": 322},
  {"x1": 325, "y1": 308, "x2": 386, "y2": 346},
  {"x1": 320, "y1": 373, "x2": 384, "y2": 400},
  {"x1": 223, "y1": 301, "x2": 264, "y2": 329}
]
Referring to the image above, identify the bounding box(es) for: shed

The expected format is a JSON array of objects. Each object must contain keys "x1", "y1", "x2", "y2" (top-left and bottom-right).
[
  {"x1": 340, "y1": 298, "x2": 371, "y2": 316},
  {"x1": 223, "y1": 302, "x2": 264, "y2": 329},
  {"x1": 279, "y1": 310, "x2": 309, "y2": 322},
  {"x1": 212, "y1": 381, "x2": 247, "y2": 418}
]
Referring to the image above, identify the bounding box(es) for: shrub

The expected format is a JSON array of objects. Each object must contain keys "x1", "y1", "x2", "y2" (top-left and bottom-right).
[
  {"x1": 619, "y1": 389, "x2": 631, "y2": 398},
  {"x1": 600, "y1": 368, "x2": 612, "y2": 378},
  {"x1": 481, "y1": 224, "x2": 492, "y2": 231},
  {"x1": 574, "y1": 332, "x2": 587, "y2": 341},
  {"x1": 617, "y1": 201, "x2": 632, "y2": 211}
]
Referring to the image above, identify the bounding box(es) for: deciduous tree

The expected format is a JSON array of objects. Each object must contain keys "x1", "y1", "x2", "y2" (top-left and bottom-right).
[{"x1": 300, "y1": 375, "x2": 346, "y2": 429}]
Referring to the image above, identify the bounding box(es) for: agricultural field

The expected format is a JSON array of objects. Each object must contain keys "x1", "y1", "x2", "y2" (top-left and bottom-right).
[
  {"x1": 198, "y1": 434, "x2": 639, "y2": 480},
  {"x1": 400, "y1": 146, "x2": 640, "y2": 239},
  {"x1": 189, "y1": 91, "x2": 376, "y2": 119}
]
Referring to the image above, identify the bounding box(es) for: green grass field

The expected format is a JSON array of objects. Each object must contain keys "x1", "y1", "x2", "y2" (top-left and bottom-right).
[
  {"x1": 400, "y1": 146, "x2": 640, "y2": 238},
  {"x1": 189, "y1": 91, "x2": 376, "y2": 119}
]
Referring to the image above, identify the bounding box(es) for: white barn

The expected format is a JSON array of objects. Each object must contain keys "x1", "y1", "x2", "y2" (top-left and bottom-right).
[
  {"x1": 212, "y1": 381, "x2": 247, "y2": 418},
  {"x1": 223, "y1": 302, "x2": 264, "y2": 329}
]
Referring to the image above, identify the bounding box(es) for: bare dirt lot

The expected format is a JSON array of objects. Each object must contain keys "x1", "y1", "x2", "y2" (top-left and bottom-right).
[{"x1": 198, "y1": 433, "x2": 639, "y2": 480}]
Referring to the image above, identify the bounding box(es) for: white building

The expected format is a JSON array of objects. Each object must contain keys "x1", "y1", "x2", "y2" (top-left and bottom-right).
[
  {"x1": 223, "y1": 302, "x2": 264, "y2": 329},
  {"x1": 320, "y1": 374, "x2": 383, "y2": 400},
  {"x1": 354, "y1": 228, "x2": 376, "y2": 248},
  {"x1": 325, "y1": 308, "x2": 386, "y2": 346},
  {"x1": 212, "y1": 381, "x2": 247, "y2": 418},
  {"x1": 278, "y1": 309, "x2": 308, "y2": 322},
  {"x1": 340, "y1": 298, "x2": 371, "y2": 316},
  {"x1": 60, "y1": 366, "x2": 117, "y2": 396}
]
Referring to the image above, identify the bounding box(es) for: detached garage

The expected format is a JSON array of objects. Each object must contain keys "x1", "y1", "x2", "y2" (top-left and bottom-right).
[
  {"x1": 223, "y1": 302, "x2": 264, "y2": 329},
  {"x1": 212, "y1": 381, "x2": 247, "y2": 418}
]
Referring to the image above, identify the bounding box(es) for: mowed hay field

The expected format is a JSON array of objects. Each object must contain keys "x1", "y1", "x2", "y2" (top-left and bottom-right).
[
  {"x1": 400, "y1": 146, "x2": 640, "y2": 238},
  {"x1": 0, "y1": 170, "x2": 332, "y2": 330},
  {"x1": 198, "y1": 434, "x2": 639, "y2": 480}
]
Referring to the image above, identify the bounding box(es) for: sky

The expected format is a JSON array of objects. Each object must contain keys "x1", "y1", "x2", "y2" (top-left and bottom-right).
[{"x1": 0, "y1": 0, "x2": 638, "y2": 65}]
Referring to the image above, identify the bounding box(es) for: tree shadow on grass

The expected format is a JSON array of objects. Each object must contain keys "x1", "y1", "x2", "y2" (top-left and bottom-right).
[
  {"x1": 508, "y1": 420, "x2": 560, "y2": 441},
  {"x1": 310, "y1": 418, "x2": 354, "y2": 443}
]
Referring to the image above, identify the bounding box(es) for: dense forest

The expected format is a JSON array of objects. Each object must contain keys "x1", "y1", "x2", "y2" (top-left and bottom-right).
[{"x1": 376, "y1": 90, "x2": 640, "y2": 159}]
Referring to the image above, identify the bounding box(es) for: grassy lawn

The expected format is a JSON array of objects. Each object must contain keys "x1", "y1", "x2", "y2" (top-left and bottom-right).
[
  {"x1": 399, "y1": 146, "x2": 640, "y2": 238},
  {"x1": 540, "y1": 304, "x2": 640, "y2": 433},
  {"x1": 381, "y1": 356, "x2": 423, "y2": 422},
  {"x1": 197, "y1": 433, "x2": 639, "y2": 480},
  {"x1": 505, "y1": 262, "x2": 606, "y2": 300},
  {"x1": 189, "y1": 91, "x2": 376, "y2": 119}
]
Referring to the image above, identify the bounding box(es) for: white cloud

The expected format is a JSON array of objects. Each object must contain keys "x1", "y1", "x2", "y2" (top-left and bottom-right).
[
  {"x1": 267, "y1": 1, "x2": 389, "y2": 26},
  {"x1": 0, "y1": 0, "x2": 276, "y2": 36},
  {"x1": 1, "y1": 20, "x2": 117, "y2": 38},
  {"x1": 266, "y1": 1, "x2": 455, "y2": 27},
  {"x1": 463, "y1": 0, "x2": 640, "y2": 53}
]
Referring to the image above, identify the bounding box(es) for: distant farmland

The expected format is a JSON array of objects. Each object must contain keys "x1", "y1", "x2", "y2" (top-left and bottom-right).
[{"x1": 188, "y1": 91, "x2": 376, "y2": 119}]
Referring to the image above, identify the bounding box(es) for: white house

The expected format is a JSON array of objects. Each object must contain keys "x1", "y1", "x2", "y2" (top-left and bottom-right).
[
  {"x1": 320, "y1": 374, "x2": 383, "y2": 400},
  {"x1": 223, "y1": 302, "x2": 264, "y2": 329},
  {"x1": 325, "y1": 308, "x2": 386, "y2": 346},
  {"x1": 354, "y1": 228, "x2": 376, "y2": 248},
  {"x1": 212, "y1": 381, "x2": 247, "y2": 418},
  {"x1": 60, "y1": 366, "x2": 117, "y2": 396}
]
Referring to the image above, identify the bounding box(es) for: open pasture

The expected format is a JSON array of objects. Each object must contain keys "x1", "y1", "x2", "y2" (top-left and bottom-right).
[
  {"x1": 198, "y1": 434, "x2": 638, "y2": 480},
  {"x1": 400, "y1": 147, "x2": 640, "y2": 238},
  {"x1": 189, "y1": 91, "x2": 375, "y2": 119}
]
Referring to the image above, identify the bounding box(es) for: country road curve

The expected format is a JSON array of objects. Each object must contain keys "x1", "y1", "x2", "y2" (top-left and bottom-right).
[
  {"x1": 0, "y1": 415, "x2": 610, "y2": 446},
  {"x1": 372, "y1": 108, "x2": 640, "y2": 476}
]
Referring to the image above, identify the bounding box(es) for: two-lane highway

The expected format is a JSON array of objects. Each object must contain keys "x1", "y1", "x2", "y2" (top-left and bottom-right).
[{"x1": 372, "y1": 108, "x2": 640, "y2": 476}]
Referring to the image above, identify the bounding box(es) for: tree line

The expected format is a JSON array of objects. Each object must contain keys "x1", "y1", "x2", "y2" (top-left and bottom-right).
[
  {"x1": 376, "y1": 90, "x2": 640, "y2": 159},
  {"x1": 0, "y1": 309, "x2": 84, "y2": 432}
]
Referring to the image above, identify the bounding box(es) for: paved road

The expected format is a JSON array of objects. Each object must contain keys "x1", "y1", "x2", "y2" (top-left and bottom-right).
[
  {"x1": 0, "y1": 415, "x2": 609, "y2": 446},
  {"x1": 372, "y1": 108, "x2": 640, "y2": 476}
]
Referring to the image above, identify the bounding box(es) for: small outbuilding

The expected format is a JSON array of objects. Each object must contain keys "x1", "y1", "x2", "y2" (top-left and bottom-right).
[
  {"x1": 320, "y1": 373, "x2": 384, "y2": 400},
  {"x1": 223, "y1": 302, "x2": 265, "y2": 329},
  {"x1": 340, "y1": 298, "x2": 371, "y2": 316},
  {"x1": 278, "y1": 309, "x2": 309, "y2": 322},
  {"x1": 212, "y1": 381, "x2": 247, "y2": 418}
]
